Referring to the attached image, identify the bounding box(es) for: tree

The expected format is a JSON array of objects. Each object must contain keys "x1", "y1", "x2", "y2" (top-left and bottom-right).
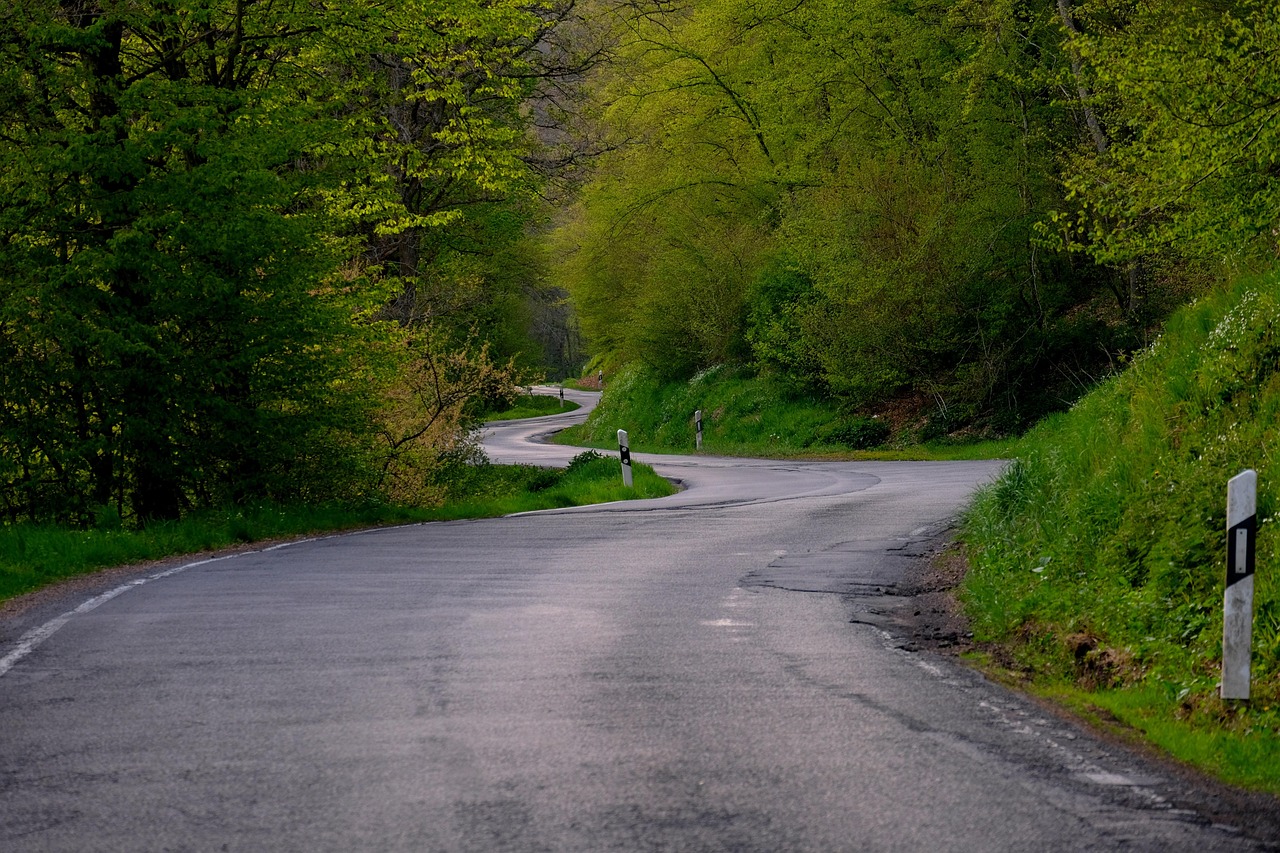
[
  {"x1": 1059, "y1": 0, "x2": 1280, "y2": 272},
  {"x1": 555, "y1": 0, "x2": 1126, "y2": 427},
  {"x1": 0, "y1": 0, "x2": 551, "y2": 524}
]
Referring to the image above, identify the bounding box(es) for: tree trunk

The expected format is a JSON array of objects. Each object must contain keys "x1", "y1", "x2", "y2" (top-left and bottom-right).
[{"x1": 1056, "y1": 0, "x2": 1109, "y2": 155}]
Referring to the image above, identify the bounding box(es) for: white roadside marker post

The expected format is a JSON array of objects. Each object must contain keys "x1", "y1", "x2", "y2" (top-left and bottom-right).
[
  {"x1": 695, "y1": 409, "x2": 703, "y2": 451},
  {"x1": 618, "y1": 429, "x2": 633, "y2": 488},
  {"x1": 559, "y1": 386, "x2": 565, "y2": 407},
  {"x1": 1222, "y1": 469, "x2": 1257, "y2": 700}
]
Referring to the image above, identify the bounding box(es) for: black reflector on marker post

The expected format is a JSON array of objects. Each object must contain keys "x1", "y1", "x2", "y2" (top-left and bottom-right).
[
  {"x1": 1222, "y1": 469, "x2": 1257, "y2": 700},
  {"x1": 618, "y1": 429, "x2": 633, "y2": 488},
  {"x1": 695, "y1": 409, "x2": 703, "y2": 451}
]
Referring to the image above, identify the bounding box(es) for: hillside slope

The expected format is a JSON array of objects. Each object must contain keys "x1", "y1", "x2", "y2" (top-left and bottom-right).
[
  {"x1": 964, "y1": 271, "x2": 1280, "y2": 790},
  {"x1": 559, "y1": 364, "x2": 1012, "y2": 459}
]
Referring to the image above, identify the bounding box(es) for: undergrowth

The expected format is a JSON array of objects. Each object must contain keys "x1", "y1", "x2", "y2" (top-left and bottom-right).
[{"x1": 483, "y1": 391, "x2": 579, "y2": 421}]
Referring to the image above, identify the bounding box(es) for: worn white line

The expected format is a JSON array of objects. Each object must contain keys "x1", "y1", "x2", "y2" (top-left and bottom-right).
[
  {"x1": 876, "y1": 628, "x2": 1178, "y2": 804},
  {"x1": 915, "y1": 660, "x2": 946, "y2": 677},
  {"x1": 0, "y1": 538, "x2": 318, "y2": 679}
]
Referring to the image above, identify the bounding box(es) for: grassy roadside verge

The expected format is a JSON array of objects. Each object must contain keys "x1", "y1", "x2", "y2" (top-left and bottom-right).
[
  {"x1": 0, "y1": 452, "x2": 673, "y2": 605},
  {"x1": 555, "y1": 364, "x2": 1017, "y2": 461},
  {"x1": 961, "y1": 270, "x2": 1280, "y2": 795},
  {"x1": 483, "y1": 392, "x2": 580, "y2": 421}
]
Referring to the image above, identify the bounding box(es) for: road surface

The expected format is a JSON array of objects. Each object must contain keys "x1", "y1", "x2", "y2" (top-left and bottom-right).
[{"x1": 1, "y1": 389, "x2": 1275, "y2": 850}]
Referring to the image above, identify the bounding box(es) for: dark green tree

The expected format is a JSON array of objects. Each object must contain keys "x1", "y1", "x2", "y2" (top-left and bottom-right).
[{"x1": 0, "y1": 0, "x2": 552, "y2": 524}]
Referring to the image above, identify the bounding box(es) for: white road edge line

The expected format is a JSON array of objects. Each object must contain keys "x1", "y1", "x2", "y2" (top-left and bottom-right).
[
  {"x1": 874, "y1": 626, "x2": 1183, "y2": 809},
  {"x1": 0, "y1": 537, "x2": 318, "y2": 679}
]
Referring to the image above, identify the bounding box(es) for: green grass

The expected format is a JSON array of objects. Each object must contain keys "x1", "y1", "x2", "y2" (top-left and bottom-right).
[
  {"x1": 483, "y1": 392, "x2": 579, "y2": 421},
  {"x1": 427, "y1": 451, "x2": 674, "y2": 519},
  {"x1": 0, "y1": 453, "x2": 674, "y2": 604},
  {"x1": 962, "y1": 268, "x2": 1280, "y2": 790},
  {"x1": 554, "y1": 363, "x2": 1015, "y2": 461},
  {"x1": 1016, "y1": 681, "x2": 1280, "y2": 795}
]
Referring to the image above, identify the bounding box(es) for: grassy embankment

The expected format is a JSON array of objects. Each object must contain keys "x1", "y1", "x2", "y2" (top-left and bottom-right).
[
  {"x1": 0, "y1": 451, "x2": 672, "y2": 605},
  {"x1": 483, "y1": 391, "x2": 580, "y2": 421},
  {"x1": 555, "y1": 363, "x2": 1016, "y2": 461},
  {"x1": 964, "y1": 270, "x2": 1280, "y2": 793}
]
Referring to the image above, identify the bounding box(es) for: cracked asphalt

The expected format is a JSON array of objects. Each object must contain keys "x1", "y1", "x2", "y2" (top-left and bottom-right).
[{"x1": 1, "y1": 389, "x2": 1277, "y2": 851}]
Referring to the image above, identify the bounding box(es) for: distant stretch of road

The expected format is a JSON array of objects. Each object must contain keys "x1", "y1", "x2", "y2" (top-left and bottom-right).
[{"x1": 0, "y1": 388, "x2": 1272, "y2": 850}]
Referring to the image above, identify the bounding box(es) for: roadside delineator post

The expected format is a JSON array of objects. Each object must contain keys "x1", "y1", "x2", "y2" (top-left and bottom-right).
[
  {"x1": 1222, "y1": 469, "x2": 1257, "y2": 700},
  {"x1": 618, "y1": 429, "x2": 633, "y2": 488},
  {"x1": 695, "y1": 409, "x2": 703, "y2": 451},
  {"x1": 559, "y1": 386, "x2": 565, "y2": 407}
]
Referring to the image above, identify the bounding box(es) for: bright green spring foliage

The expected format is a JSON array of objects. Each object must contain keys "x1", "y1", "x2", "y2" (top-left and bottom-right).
[
  {"x1": 965, "y1": 270, "x2": 1280, "y2": 739},
  {"x1": 561, "y1": 363, "x2": 876, "y2": 455},
  {"x1": 554, "y1": 0, "x2": 1144, "y2": 428},
  {"x1": 1059, "y1": 0, "x2": 1280, "y2": 270},
  {"x1": 0, "y1": 0, "x2": 549, "y2": 525},
  {"x1": 558, "y1": 362, "x2": 1018, "y2": 459},
  {"x1": 555, "y1": 0, "x2": 1280, "y2": 433}
]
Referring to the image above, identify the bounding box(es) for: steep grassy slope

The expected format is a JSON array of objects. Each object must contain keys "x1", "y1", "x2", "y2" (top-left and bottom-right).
[
  {"x1": 559, "y1": 364, "x2": 1013, "y2": 460},
  {"x1": 964, "y1": 271, "x2": 1280, "y2": 789}
]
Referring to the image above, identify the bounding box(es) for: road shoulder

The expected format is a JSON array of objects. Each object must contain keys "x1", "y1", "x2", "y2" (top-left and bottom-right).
[{"x1": 885, "y1": 537, "x2": 1280, "y2": 846}]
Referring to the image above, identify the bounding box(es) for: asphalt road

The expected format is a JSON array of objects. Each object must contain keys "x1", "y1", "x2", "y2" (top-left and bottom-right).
[{"x1": 1, "y1": 389, "x2": 1275, "y2": 851}]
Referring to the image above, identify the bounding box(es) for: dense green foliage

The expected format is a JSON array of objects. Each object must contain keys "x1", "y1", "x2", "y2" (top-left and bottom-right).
[
  {"x1": 0, "y1": 0, "x2": 585, "y2": 525},
  {"x1": 554, "y1": 0, "x2": 1280, "y2": 431},
  {"x1": 965, "y1": 271, "x2": 1280, "y2": 744},
  {"x1": 1061, "y1": 1, "x2": 1280, "y2": 268},
  {"x1": 0, "y1": 452, "x2": 675, "y2": 602}
]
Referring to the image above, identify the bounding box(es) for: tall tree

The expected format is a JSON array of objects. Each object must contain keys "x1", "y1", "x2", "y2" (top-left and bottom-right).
[
  {"x1": 0, "y1": 0, "x2": 550, "y2": 523},
  {"x1": 556, "y1": 0, "x2": 1124, "y2": 426},
  {"x1": 1058, "y1": 0, "x2": 1280, "y2": 272}
]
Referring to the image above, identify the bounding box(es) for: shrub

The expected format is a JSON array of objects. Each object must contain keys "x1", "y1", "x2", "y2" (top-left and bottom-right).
[{"x1": 817, "y1": 416, "x2": 890, "y2": 449}]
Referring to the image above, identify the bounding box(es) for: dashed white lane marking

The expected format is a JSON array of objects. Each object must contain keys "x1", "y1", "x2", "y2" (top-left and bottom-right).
[
  {"x1": 703, "y1": 588, "x2": 757, "y2": 629},
  {"x1": 0, "y1": 538, "x2": 317, "y2": 679}
]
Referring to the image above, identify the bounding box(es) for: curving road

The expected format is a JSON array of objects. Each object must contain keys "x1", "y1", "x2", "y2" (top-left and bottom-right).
[{"x1": 0, "y1": 390, "x2": 1274, "y2": 850}]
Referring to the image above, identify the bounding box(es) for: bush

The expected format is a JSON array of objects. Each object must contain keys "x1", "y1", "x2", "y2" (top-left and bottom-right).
[
  {"x1": 816, "y1": 416, "x2": 890, "y2": 449},
  {"x1": 566, "y1": 450, "x2": 609, "y2": 474}
]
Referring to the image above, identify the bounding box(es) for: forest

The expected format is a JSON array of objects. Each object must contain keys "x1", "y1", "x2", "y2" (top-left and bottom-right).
[
  {"x1": 556, "y1": 0, "x2": 1280, "y2": 431},
  {"x1": 1, "y1": 0, "x2": 1278, "y2": 526},
  {"x1": 0, "y1": 0, "x2": 592, "y2": 525}
]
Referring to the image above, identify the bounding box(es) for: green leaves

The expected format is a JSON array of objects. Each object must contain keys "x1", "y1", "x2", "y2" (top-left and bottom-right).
[
  {"x1": 558, "y1": 0, "x2": 1280, "y2": 434},
  {"x1": 555, "y1": 0, "x2": 1116, "y2": 426},
  {"x1": 0, "y1": 0, "x2": 557, "y2": 524},
  {"x1": 1062, "y1": 0, "x2": 1280, "y2": 267}
]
